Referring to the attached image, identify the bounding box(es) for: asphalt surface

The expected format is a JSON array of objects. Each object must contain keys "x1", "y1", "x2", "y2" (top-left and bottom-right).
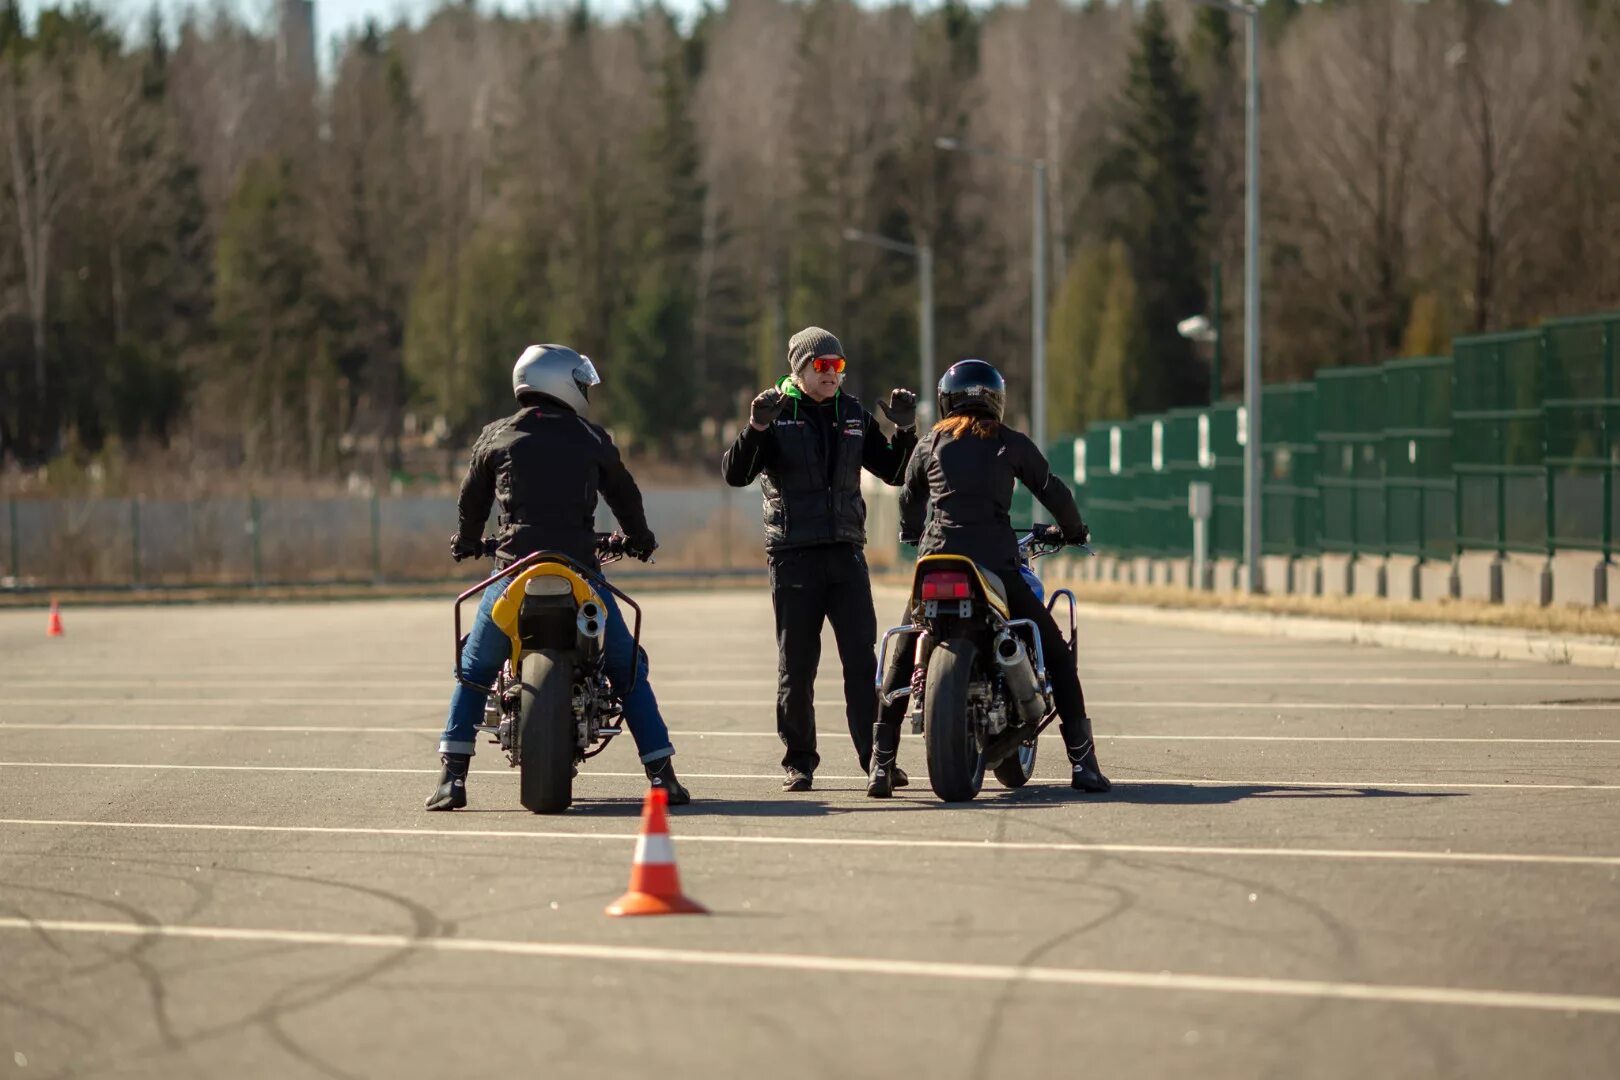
[{"x1": 2, "y1": 588, "x2": 1618, "y2": 1079}]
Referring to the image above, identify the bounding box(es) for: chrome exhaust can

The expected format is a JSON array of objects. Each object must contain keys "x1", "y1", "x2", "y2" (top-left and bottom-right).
[{"x1": 993, "y1": 630, "x2": 1048, "y2": 728}]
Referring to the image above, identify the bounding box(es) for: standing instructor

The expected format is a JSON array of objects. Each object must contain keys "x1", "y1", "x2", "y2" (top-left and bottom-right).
[{"x1": 723, "y1": 327, "x2": 918, "y2": 791}]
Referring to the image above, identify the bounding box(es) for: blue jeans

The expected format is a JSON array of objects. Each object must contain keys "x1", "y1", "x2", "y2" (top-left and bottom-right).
[{"x1": 439, "y1": 579, "x2": 674, "y2": 764}]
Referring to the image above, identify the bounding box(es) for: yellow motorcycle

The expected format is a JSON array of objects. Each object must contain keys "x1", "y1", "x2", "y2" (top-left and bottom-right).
[{"x1": 453, "y1": 533, "x2": 645, "y2": 813}]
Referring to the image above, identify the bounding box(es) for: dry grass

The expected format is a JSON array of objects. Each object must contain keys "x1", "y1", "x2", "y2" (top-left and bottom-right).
[
  {"x1": 0, "y1": 572, "x2": 765, "y2": 610},
  {"x1": 1057, "y1": 581, "x2": 1620, "y2": 641}
]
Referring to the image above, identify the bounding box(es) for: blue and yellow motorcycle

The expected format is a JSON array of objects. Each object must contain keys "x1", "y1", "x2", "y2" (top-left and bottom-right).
[{"x1": 453, "y1": 534, "x2": 643, "y2": 813}]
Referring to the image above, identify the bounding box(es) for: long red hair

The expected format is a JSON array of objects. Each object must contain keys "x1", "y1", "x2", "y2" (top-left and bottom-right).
[{"x1": 933, "y1": 414, "x2": 1001, "y2": 439}]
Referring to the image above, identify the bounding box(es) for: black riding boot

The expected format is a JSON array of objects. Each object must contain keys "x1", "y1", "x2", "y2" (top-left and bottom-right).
[
  {"x1": 645, "y1": 757, "x2": 691, "y2": 806},
  {"x1": 867, "y1": 722, "x2": 901, "y2": 798},
  {"x1": 425, "y1": 752, "x2": 471, "y2": 810},
  {"x1": 1065, "y1": 719, "x2": 1111, "y2": 793}
]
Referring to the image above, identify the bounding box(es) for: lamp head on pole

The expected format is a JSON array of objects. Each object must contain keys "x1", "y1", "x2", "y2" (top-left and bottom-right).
[{"x1": 1177, "y1": 314, "x2": 1217, "y2": 343}]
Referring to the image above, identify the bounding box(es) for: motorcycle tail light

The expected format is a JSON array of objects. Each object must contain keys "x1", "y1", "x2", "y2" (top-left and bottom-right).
[{"x1": 920, "y1": 571, "x2": 972, "y2": 601}]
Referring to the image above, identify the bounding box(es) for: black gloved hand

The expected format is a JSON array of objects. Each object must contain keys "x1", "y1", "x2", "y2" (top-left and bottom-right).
[
  {"x1": 451, "y1": 535, "x2": 484, "y2": 562},
  {"x1": 750, "y1": 389, "x2": 787, "y2": 430},
  {"x1": 879, "y1": 388, "x2": 918, "y2": 430},
  {"x1": 624, "y1": 533, "x2": 659, "y2": 562},
  {"x1": 1069, "y1": 521, "x2": 1091, "y2": 547}
]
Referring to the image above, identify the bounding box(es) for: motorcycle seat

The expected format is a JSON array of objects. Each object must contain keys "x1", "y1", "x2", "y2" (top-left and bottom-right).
[{"x1": 977, "y1": 567, "x2": 1009, "y2": 609}]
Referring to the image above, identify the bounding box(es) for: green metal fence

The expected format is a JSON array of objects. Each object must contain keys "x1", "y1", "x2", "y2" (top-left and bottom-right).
[
  {"x1": 1542, "y1": 314, "x2": 1619, "y2": 559},
  {"x1": 1452, "y1": 329, "x2": 1547, "y2": 555},
  {"x1": 1383, "y1": 357, "x2": 1455, "y2": 561},
  {"x1": 1206, "y1": 402, "x2": 1245, "y2": 559},
  {"x1": 1317, "y1": 366, "x2": 1382, "y2": 554},
  {"x1": 1052, "y1": 309, "x2": 1617, "y2": 570},
  {"x1": 1262, "y1": 382, "x2": 1319, "y2": 557}
]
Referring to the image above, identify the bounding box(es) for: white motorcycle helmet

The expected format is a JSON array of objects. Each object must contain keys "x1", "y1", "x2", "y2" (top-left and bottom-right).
[{"x1": 512, "y1": 344, "x2": 601, "y2": 417}]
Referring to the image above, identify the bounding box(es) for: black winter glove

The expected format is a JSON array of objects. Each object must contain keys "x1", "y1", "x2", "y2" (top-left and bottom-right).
[
  {"x1": 451, "y1": 535, "x2": 485, "y2": 562},
  {"x1": 878, "y1": 388, "x2": 918, "y2": 430},
  {"x1": 624, "y1": 533, "x2": 659, "y2": 562},
  {"x1": 750, "y1": 389, "x2": 787, "y2": 430},
  {"x1": 1067, "y1": 521, "x2": 1091, "y2": 547}
]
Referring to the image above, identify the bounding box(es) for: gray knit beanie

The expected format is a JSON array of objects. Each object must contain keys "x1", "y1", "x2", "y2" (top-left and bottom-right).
[{"x1": 787, "y1": 326, "x2": 844, "y2": 377}]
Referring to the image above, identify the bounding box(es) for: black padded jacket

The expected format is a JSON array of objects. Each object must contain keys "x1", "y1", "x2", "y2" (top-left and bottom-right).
[
  {"x1": 721, "y1": 382, "x2": 916, "y2": 553},
  {"x1": 454, "y1": 403, "x2": 654, "y2": 570},
  {"x1": 899, "y1": 424, "x2": 1085, "y2": 573}
]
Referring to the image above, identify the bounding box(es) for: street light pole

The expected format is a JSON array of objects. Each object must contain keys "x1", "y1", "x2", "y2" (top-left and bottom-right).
[
  {"x1": 1242, "y1": 4, "x2": 1262, "y2": 594},
  {"x1": 1192, "y1": 0, "x2": 1262, "y2": 593},
  {"x1": 934, "y1": 136, "x2": 1049, "y2": 449},
  {"x1": 1032, "y1": 160, "x2": 1049, "y2": 452},
  {"x1": 918, "y1": 243, "x2": 936, "y2": 422},
  {"x1": 842, "y1": 228, "x2": 935, "y2": 423}
]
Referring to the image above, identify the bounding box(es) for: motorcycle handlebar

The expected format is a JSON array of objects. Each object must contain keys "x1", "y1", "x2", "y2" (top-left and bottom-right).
[{"x1": 460, "y1": 533, "x2": 654, "y2": 564}]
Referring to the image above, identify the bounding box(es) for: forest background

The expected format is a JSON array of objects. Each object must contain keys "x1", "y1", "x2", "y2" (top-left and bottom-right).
[{"x1": 3, "y1": 0, "x2": 1618, "y2": 494}]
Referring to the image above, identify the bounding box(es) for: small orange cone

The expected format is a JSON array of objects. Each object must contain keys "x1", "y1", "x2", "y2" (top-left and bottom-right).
[
  {"x1": 605, "y1": 786, "x2": 707, "y2": 917},
  {"x1": 45, "y1": 598, "x2": 64, "y2": 638}
]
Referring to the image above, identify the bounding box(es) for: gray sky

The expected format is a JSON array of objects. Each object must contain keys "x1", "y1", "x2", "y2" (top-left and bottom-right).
[{"x1": 19, "y1": 0, "x2": 704, "y2": 58}]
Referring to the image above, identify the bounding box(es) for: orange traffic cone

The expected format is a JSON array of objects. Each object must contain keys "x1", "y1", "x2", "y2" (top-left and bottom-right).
[
  {"x1": 605, "y1": 786, "x2": 707, "y2": 917},
  {"x1": 45, "y1": 598, "x2": 64, "y2": 638}
]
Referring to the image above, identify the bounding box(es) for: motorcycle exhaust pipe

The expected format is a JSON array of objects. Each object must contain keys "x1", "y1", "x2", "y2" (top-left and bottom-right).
[
  {"x1": 993, "y1": 630, "x2": 1048, "y2": 729},
  {"x1": 576, "y1": 600, "x2": 606, "y2": 655}
]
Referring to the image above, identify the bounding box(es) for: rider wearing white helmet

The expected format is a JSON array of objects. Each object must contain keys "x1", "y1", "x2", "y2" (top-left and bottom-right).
[{"x1": 427, "y1": 344, "x2": 690, "y2": 810}]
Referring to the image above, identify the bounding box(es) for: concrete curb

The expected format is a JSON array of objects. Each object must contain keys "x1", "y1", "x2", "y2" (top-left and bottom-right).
[{"x1": 1086, "y1": 604, "x2": 1620, "y2": 669}]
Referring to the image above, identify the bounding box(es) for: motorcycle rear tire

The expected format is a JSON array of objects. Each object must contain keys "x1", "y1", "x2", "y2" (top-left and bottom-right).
[
  {"x1": 924, "y1": 638, "x2": 986, "y2": 802},
  {"x1": 992, "y1": 736, "x2": 1038, "y2": 789},
  {"x1": 518, "y1": 649, "x2": 576, "y2": 814}
]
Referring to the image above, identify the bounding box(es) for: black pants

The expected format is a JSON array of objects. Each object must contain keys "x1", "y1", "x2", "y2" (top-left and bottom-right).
[
  {"x1": 769, "y1": 544, "x2": 879, "y2": 774},
  {"x1": 877, "y1": 566, "x2": 1092, "y2": 756}
]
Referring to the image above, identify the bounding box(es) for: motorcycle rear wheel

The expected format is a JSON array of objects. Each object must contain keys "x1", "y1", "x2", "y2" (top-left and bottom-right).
[
  {"x1": 924, "y1": 638, "x2": 986, "y2": 802},
  {"x1": 518, "y1": 649, "x2": 576, "y2": 814},
  {"x1": 992, "y1": 736, "x2": 1038, "y2": 789}
]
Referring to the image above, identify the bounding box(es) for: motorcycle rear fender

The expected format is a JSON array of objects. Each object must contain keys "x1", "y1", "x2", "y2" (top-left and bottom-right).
[
  {"x1": 489, "y1": 563, "x2": 604, "y2": 675},
  {"x1": 911, "y1": 554, "x2": 1012, "y2": 620}
]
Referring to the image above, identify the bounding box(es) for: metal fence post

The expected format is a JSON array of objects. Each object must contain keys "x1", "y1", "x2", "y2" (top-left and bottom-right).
[
  {"x1": 721, "y1": 483, "x2": 733, "y2": 570},
  {"x1": 130, "y1": 497, "x2": 142, "y2": 587},
  {"x1": 249, "y1": 496, "x2": 263, "y2": 586},
  {"x1": 7, "y1": 497, "x2": 18, "y2": 581},
  {"x1": 1604, "y1": 320, "x2": 1615, "y2": 567},
  {"x1": 370, "y1": 491, "x2": 383, "y2": 583}
]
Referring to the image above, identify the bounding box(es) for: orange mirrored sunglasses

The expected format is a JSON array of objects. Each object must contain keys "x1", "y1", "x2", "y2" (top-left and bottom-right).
[{"x1": 810, "y1": 356, "x2": 847, "y2": 374}]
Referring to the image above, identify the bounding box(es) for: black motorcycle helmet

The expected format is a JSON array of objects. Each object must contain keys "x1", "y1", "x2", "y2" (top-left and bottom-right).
[{"x1": 937, "y1": 359, "x2": 1006, "y2": 422}]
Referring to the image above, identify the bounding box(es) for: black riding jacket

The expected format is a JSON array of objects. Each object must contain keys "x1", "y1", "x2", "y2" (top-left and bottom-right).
[
  {"x1": 721, "y1": 380, "x2": 917, "y2": 553},
  {"x1": 899, "y1": 424, "x2": 1086, "y2": 573},
  {"x1": 455, "y1": 402, "x2": 654, "y2": 570}
]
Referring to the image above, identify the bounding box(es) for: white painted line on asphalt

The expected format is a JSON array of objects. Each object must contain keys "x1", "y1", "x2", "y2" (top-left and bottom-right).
[
  {"x1": 2, "y1": 761, "x2": 1617, "y2": 790},
  {"x1": 7, "y1": 698, "x2": 1617, "y2": 712},
  {"x1": 4, "y1": 917, "x2": 1618, "y2": 1015},
  {"x1": 6, "y1": 817, "x2": 1620, "y2": 870},
  {"x1": 3, "y1": 676, "x2": 1612, "y2": 689},
  {"x1": 5, "y1": 723, "x2": 1620, "y2": 746}
]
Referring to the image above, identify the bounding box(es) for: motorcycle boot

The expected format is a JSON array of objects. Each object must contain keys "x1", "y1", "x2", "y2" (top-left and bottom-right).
[
  {"x1": 1066, "y1": 732, "x2": 1112, "y2": 793},
  {"x1": 866, "y1": 722, "x2": 903, "y2": 798},
  {"x1": 425, "y1": 752, "x2": 471, "y2": 810},
  {"x1": 645, "y1": 757, "x2": 691, "y2": 806}
]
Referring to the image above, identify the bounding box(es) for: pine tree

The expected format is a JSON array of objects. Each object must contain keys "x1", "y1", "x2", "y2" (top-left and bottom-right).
[
  {"x1": 1097, "y1": 0, "x2": 1209, "y2": 415},
  {"x1": 215, "y1": 157, "x2": 330, "y2": 470},
  {"x1": 612, "y1": 21, "x2": 705, "y2": 452}
]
